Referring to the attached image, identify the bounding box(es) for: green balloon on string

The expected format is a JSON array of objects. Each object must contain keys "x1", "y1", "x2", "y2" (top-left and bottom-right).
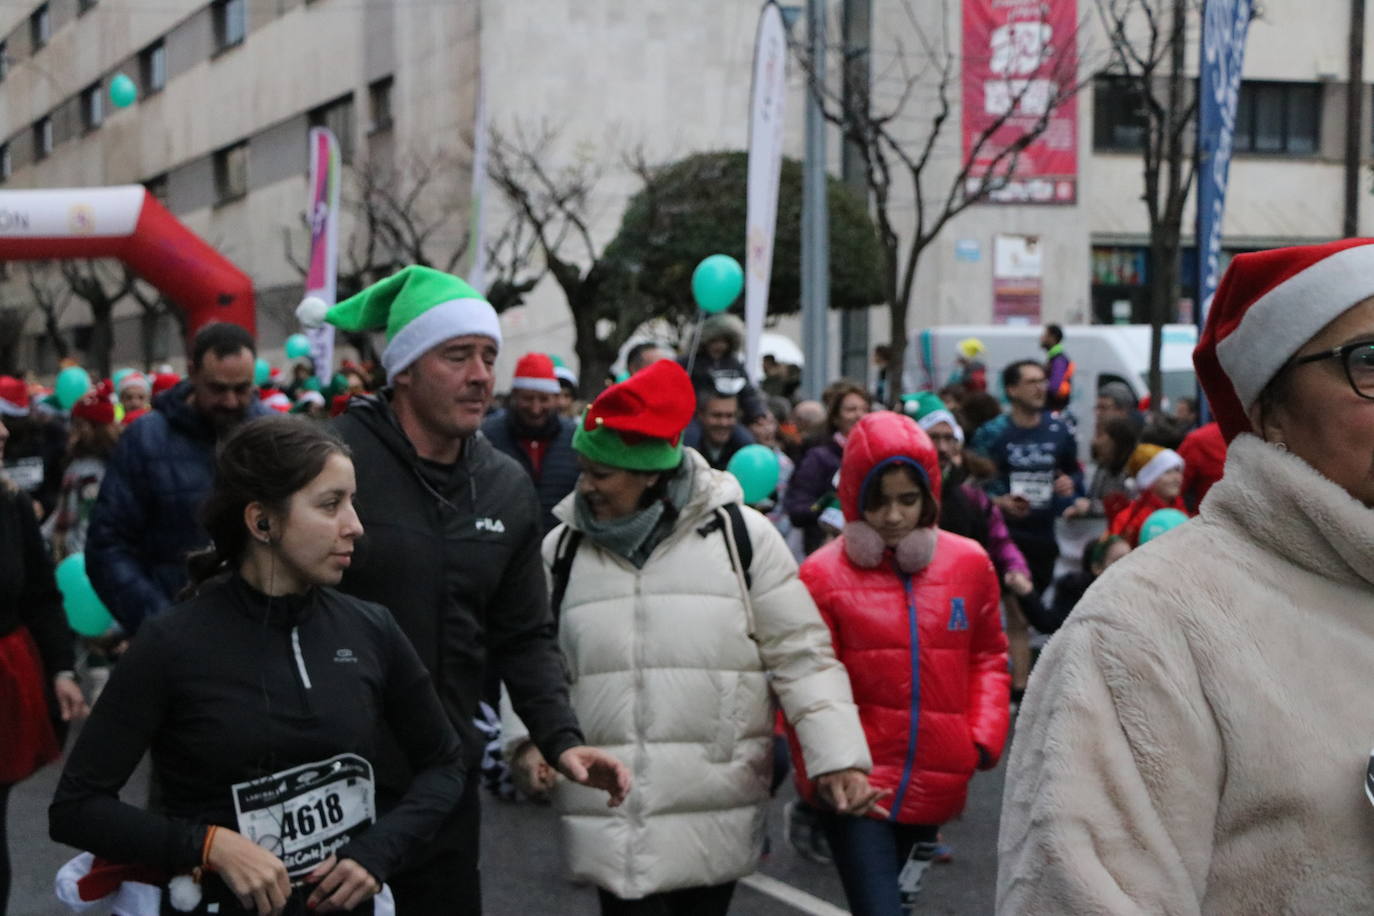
[
  {"x1": 1139, "y1": 508, "x2": 1189, "y2": 544},
  {"x1": 109, "y1": 73, "x2": 138, "y2": 109},
  {"x1": 55, "y1": 366, "x2": 90, "y2": 409},
  {"x1": 691, "y1": 255, "x2": 744, "y2": 314},
  {"x1": 254, "y1": 358, "x2": 271, "y2": 387},
  {"x1": 727, "y1": 444, "x2": 780, "y2": 505}
]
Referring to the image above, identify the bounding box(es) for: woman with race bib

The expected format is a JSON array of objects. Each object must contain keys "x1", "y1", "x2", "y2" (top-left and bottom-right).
[{"x1": 50, "y1": 415, "x2": 465, "y2": 915}]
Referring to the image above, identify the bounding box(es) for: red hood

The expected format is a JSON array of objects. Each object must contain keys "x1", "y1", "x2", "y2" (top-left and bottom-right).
[{"x1": 838, "y1": 411, "x2": 942, "y2": 522}]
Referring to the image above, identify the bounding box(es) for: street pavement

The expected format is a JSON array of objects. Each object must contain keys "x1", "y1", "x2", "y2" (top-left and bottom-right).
[{"x1": 9, "y1": 732, "x2": 1009, "y2": 915}]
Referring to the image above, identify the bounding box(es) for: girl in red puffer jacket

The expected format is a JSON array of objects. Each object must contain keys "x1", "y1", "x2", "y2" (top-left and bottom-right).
[{"x1": 790, "y1": 411, "x2": 1010, "y2": 915}]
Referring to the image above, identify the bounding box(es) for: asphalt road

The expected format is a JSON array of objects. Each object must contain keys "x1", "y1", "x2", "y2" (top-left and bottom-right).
[{"x1": 9, "y1": 735, "x2": 1009, "y2": 915}]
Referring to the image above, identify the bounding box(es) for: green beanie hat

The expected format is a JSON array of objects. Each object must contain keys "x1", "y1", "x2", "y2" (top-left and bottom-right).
[
  {"x1": 297, "y1": 266, "x2": 500, "y2": 384},
  {"x1": 902, "y1": 391, "x2": 964, "y2": 444}
]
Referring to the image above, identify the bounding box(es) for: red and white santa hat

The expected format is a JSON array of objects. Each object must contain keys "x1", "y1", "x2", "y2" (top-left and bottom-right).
[
  {"x1": 511, "y1": 353, "x2": 560, "y2": 394},
  {"x1": 0, "y1": 376, "x2": 29, "y2": 417},
  {"x1": 1196, "y1": 238, "x2": 1374, "y2": 442}
]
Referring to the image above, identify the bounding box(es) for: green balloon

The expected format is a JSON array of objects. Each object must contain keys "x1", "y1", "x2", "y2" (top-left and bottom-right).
[
  {"x1": 56, "y1": 553, "x2": 114, "y2": 637},
  {"x1": 1139, "y1": 508, "x2": 1189, "y2": 545},
  {"x1": 691, "y1": 254, "x2": 744, "y2": 314},
  {"x1": 109, "y1": 72, "x2": 137, "y2": 109},
  {"x1": 285, "y1": 333, "x2": 312, "y2": 360},
  {"x1": 55, "y1": 366, "x2": 90, "y2": 409},
  {"x1": 726, "y1": 444, "x2": 780, "y2": 505},
  {"x1": 254, "y1": 358, "x2": 271, "y2": 387}
]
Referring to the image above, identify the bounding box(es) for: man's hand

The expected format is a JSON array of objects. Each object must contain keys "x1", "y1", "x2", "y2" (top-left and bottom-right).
[
  {"x1": 1003, "y1": 571, "x2": 1034, "y2": 598},
  {"x1": 511, "y1": 741, "x2": 558, "y2": 799},
  {"x1": 1053, "y1": 473, "x2": 1075, "y2": 498},
  {"x1": 994, "y1": 494, "x2": 1031, "y2": 519},
  {"x1": 1061, "y1": 497, "x2": 1091, "y2": 519},
  {"x1": 815, "y1": 769, "x2": 890, "y2": 817},
  {"x1": 558, "y1": 746, "x2": 631, "y2": 808},
  {"x1": 53, "y1": 675, "x2": 89, "y2": 721},
  {"x1": 304, "y1": 855, "x2": 381, "y2": 913}
]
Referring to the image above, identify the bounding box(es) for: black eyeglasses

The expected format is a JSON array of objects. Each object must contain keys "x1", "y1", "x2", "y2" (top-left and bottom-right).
[{"x1": 1288, "y1": 341, "x2": 1374, "y2": 399}]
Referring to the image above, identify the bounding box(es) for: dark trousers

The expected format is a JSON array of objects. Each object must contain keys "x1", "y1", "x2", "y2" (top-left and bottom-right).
[
  {"x1": 597, "y1": 882, "x2": 736, "y2": 916},
  {"x1": 1010, "y1": 532, "x2": 1059, "y2": 597},
  {"x1": 821, "y1": 815, "x2": 939, "y2": 916},
  {"x1": 387, "y1": 777, "x2": 481, "y2": 915}
]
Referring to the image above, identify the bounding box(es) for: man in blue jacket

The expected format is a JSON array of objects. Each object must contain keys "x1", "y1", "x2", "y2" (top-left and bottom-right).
[{"x1": 86, "y1": 323, "x2": 267, "y2": 634}]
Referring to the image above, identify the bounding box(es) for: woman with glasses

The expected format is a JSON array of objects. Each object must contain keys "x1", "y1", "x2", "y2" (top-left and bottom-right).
[{"x1": 999, "y1": 240, "x2": 1374, "y2": 912}]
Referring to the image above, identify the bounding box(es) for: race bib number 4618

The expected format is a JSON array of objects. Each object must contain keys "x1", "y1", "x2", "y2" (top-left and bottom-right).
[{"x1": 231, "y1": 753, "x2": 375, "y2": 878}]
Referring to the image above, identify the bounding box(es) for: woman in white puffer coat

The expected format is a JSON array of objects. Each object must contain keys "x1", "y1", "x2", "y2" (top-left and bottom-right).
[{"x1": 505, "y1": 360, "x2": 876, "y2": 915}]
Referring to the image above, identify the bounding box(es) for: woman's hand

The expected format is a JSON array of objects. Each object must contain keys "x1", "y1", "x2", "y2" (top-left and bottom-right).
[
  {"x1": 815, "y1": 768, "x2": 891, "y2": 818},
  {"x1": 205, "y1": 828, "x2": 292, "y2": 915},
  {"x1": 304, "y1": 855, "x2": 381, "y2": 913},
  {"x1": 511, "y1": 741, "x2": 558, "y2": 799},
  {"x1": 557, "y1": 746, "x2": 632, "y2": 808},
  {"x1": 52, "y1": 675, "x2": 89, "y2": 721}
]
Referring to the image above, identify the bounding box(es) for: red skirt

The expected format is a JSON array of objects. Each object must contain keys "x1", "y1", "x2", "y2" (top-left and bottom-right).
[{"x1": 0, "y1": 626, "x2": 60, "y2": 784}]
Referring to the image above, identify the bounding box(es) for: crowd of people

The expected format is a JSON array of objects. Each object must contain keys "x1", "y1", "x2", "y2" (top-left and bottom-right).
[{"x1": 6, "y1": 239, "x2": 1374, "y2": 914}]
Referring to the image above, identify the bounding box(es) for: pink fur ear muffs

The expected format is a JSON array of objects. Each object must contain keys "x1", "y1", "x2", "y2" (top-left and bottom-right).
[{"x1": 842, "y1": 522, "x2": 938, "y2": 573}]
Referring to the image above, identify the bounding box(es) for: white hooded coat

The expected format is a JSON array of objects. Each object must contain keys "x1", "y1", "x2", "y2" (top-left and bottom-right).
[
  {"x1": 506, "y1": 449, "x2": 870, "y2": 899},
  {"x1": 998, "y1": 434, "x2": 1374, "y2": 913}
]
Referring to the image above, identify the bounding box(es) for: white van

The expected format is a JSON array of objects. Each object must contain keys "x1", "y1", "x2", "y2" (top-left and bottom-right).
[{"x1": 905, "y1": 324, "x2": 1199, "y2": 461}]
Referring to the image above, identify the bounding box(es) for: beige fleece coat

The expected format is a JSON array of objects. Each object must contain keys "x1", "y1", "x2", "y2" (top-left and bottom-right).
[
  {"x1": 508, "y1": 450, "x2": 870, "y2": 899},
  {"x1": 998, "y1": 434, "x2": 1374, "y2": 913}
]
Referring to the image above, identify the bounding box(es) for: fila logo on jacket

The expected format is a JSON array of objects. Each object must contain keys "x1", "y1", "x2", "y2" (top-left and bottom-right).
[{"x1": 475, "y1": 517, "x2": 506, "y2": 533}]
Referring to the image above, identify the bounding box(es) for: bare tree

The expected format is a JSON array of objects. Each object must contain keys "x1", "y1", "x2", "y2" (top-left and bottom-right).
[
  {"x1": 59, "y1": 259, "x2": 134, "y2": 378},
  {"x1": 485, "y1": 124, "x2": 651, "y2": 396},
  {"x1": 123, "y1": 268, "x2": 186, "y2": 370},
  {"x1": 798, "y1": 0, "x2": 1088, "y2": 403},
  {"x1": 24, "y1": 262, "x2": 75, "y2": 365},
  {"x1": 1097, "y1": 0, "x2": 1197, "y2": 404}
]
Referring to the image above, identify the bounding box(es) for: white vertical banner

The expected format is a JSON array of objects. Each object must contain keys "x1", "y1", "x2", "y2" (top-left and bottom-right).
[
  {"x1": 468, "y1": 72, "x2": 489, "y2": 293},
  {"x1": 745, "y1": 1, "x2": 788, "y2": 380},
  {"x1": 304, "y1": 127, "x2": 342, "y2": 381}
]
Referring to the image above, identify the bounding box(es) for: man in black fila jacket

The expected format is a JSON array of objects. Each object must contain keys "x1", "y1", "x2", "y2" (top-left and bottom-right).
[{"x1": 302, "y1": 266, "x2": 630, "y2": 914}]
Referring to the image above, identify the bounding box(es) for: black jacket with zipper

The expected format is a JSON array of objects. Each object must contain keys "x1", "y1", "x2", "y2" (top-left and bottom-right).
[
  {"x1": 49, "y1": 575, "x2": 464, "y2": 894},
  {"x1": 334, "y1": 394, "x2": 583, "y2": 796}
]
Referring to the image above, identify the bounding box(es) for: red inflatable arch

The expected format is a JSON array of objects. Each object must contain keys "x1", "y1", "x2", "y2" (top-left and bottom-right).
[{"x1": 0, "y1": 185, "x2": 255, "y2": 339}]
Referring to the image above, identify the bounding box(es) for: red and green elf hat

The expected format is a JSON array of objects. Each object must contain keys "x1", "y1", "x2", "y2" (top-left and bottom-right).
[{"x1": 572, "y1": 359, "x2": 695, "y2": 471}]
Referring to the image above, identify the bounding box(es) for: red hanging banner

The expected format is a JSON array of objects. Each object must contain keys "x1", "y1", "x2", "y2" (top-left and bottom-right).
[{"x1": 962, "y1": 0, "x2": 1079, "y2": 206}]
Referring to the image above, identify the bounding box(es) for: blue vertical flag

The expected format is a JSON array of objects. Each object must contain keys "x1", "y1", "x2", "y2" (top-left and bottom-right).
[{"x1": 1195, "y1": 0, "x2": 1253, "y2": 325}]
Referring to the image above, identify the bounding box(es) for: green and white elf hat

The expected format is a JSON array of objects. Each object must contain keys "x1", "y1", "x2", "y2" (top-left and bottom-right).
[
  {"x1": 901, "y1": 391, "x2": 963, "y2": 444},
  {"x1": 297, "y1": 266, "x2": 501, "y2": 384}
]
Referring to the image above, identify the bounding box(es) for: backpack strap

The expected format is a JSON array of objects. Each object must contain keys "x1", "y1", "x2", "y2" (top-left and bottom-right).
[
  {"x1": 722, "y1": 503, "x2": 753, "y2": 589},
  {"x1": 714, "y1": 504, "x2": 757, "y2": 639},
  {"x1": 549, "y1": 527, "x2": 583, "y2": 623}
]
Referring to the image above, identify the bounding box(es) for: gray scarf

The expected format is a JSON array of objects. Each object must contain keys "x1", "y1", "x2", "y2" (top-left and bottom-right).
[{"x1": 573, "y1": 458, "x2": 695, "y2": 568}]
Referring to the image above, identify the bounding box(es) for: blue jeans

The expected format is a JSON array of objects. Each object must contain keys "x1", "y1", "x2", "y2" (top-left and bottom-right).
[{"x1": 821, "y1": 814, "x2": 939, "y2": 916}]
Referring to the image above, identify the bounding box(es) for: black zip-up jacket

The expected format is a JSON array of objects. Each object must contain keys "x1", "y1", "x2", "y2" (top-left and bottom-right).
[
  {"x1": 49, "y1": 575, "x2": 464, "y2": 892},
  {"x1": 0, "y1": 483, "x2": 74, "y2": 678},
  {"x1": 334, "y1": 394, "x2": 582, "y2": 792}
]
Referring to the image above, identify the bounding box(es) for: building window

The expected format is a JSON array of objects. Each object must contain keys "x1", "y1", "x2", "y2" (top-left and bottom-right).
[
  {"x1": 144, "y1": 174, "x2": 169, "y2": 205},
  {"x1": 214, "y1": 142, "x2": 248, "y2": 202},
  {"x1": 0, "y1": 41, "x2": 8, "y2": 82},
  {"x1": 309, "y1": 95, "x2": 356, "y2": 163},
  {"x1": 81, "y1": 83, "x2": 103, "y2": 131},
  {"x1": 214, "y1": 0, "x2": 247, "y2": 52},
  {"x1": 34, "y1": 118, "x2": 53, "y2": 159},
  {"x1": 1, "y1": 144, "x2": 10, "y2": 182},
  {"x1": 368, "y1": 76, "x2": 393, "y2": 133},
  {"x1": 30, "y1": 4, "x2": 51, "y2": 50},
  {"x1": 1234, "y1": 81, "x2": 1320, "y2": 155},
  {"x1": 78, "y1": 0, "x2": 98, "y2": 13},
  {"x1": 1092, "y1": 75, "x2": 1147, "y2": 151},
  {"x1": 140, "y1": 40, "x2": 166, "y2": 94}
]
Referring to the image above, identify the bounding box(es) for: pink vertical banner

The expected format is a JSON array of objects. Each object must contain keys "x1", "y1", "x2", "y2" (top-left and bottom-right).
[
  {"x1": 962, "y1": 0, "x2": 1078, "y2": 205},
  {"x1": 304, "y1": 127, "x2": 341, "y2": 380}
]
